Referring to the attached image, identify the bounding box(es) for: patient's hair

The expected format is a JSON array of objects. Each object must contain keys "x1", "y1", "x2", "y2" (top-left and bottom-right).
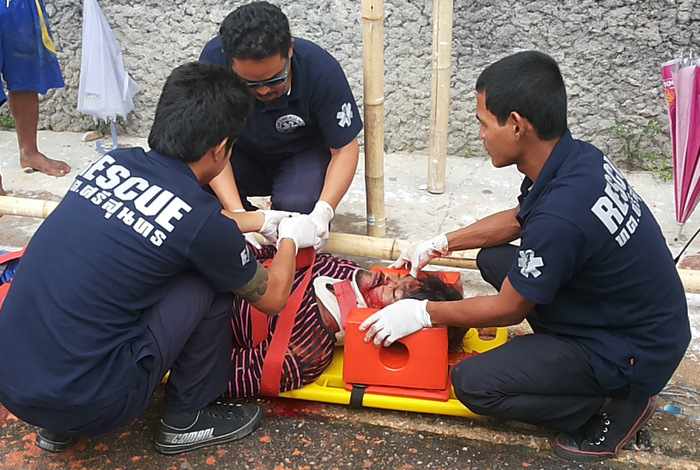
[{"x1": 407, "y1": 276, "x2": 468, "y2": 353}]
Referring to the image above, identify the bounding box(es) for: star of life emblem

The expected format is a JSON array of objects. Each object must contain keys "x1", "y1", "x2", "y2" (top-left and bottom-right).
[
  {"x1": 337, "y1": 102, "x2": 353, "y2": 127},
  {"x1": 518, "y1": 249, "x2": 544, "y2": 278}
]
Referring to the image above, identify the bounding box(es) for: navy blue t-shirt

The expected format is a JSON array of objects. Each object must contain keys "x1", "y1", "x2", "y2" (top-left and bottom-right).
[
  {"x1": 199, "y1": 37, "x2": 362, "y2": 160},
  {"x1": 508, "y1": 131, "x2": 690, "y2": 395},
  {"x1": 0, "y1": 148, "x2": 256, "y2": 409}
]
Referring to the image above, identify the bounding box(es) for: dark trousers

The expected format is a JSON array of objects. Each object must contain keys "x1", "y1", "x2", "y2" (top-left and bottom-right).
[
  {"x1": 6, "y1": 274, "x2": 234, "y2": 436},
  {"x1": 233, "y1": 146, "x2": 331, "y2": 213},
  {"x1": 451, "y1": 244, "x2": 608, "y2": 433},
  {"x1": 137, "y1": 274, "x2": 234, "y2": 415}
]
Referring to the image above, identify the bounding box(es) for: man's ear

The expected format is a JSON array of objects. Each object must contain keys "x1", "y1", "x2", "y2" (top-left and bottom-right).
[
  {"x1": 508, "y1": 112, "x2": 531, "y2": 139},
  {"x1": 212, "y1": 138, "x2": 230, "y2": 162}
]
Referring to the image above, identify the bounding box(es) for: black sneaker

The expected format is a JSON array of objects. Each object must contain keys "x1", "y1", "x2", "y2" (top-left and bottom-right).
[
  {"x1": 552, "y1": 395, "x2": 656, "y2": 462},
  {"x1": 154, "y1": 401, "x2": 262, "y2": 455},
  {"x1": 36, "y1": 429, "x2": 77, "y2": 453}
]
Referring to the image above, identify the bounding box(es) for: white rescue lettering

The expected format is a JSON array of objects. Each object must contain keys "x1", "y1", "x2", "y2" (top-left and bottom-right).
[
  {"x1": 76, "y1": 155, "x2": 195, "y2": 247},
  {"x1": 591, "y1": 196, "x2": 624, "y2": 234},
  {"x1": 80, "y1": 155, "x2": 115, "y2": 180},
  {"x1": 95, "y1": 164, "x2": 130, "y2": 190},
  {"x1": 114, "y1": 177, "x2": 149, "y2": 201},
  {"x1": 134, "y1": 186, "x2": 174, "y2": 216},
  {"x1": 155, "y1": 198, "x2": 192, "y2": 233},
  {"x1": 591, "y1": 157, "x2": 643, "y2": 247}
]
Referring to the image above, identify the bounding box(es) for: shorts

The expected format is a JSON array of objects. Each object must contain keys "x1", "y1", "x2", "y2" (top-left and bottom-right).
[{"x1": 0, "y1": 0, "x2": 64, "y2": 106}]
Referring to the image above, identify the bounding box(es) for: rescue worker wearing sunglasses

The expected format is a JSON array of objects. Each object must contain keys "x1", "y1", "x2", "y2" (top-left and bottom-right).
[{"x1": 200, "y1": 1, "x2": 362, "y2": 251}]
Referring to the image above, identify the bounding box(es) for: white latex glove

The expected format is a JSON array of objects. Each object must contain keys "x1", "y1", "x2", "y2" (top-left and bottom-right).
[
  {"x1": 389, "y1": 234, "x2": 449, "y2": 277},
  {"x1": 244, "y1": 232, "x2": 263, "y2": 249},
  {"x1": 309, "y1": 200, "x2": 335, "y2": 251},
  {"x1": 359, "y1": 299, "x2": 431, "y2": 347},
  {"x1": 277, "y1": 215, "x2": 318, "y2": 253},
  {"x1": 228, "y1": 209, "x2": 264, "y2": 249},
  {"x1": 260, "y1": 209, "x2": 297, "y2": 243}
]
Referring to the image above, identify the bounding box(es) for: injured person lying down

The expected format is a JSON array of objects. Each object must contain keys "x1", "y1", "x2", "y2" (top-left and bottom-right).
[{"x1": 225, "y1": 244, "x2": 465, "y2": 398}]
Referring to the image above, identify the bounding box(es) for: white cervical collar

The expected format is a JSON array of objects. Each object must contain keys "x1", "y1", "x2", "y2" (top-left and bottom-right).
[{"x1": 313, "y1": 270, "x2": 367, "y2": 342}]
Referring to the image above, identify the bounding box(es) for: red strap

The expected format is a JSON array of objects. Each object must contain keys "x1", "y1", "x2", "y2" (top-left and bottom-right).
[
  {"x1": 0, "y1": 249, "x2": 23, "y2": 312},
  {"x1": 0, "y1": 248, "x2": 25, "y2": 265},
  {"x1": 0, "y1": 284, "x2": 10, "y2": 311},
  {"x1": 253, "y1": 248, "x2": 316, "y2": 396},
  {"x1": 251, "y1": 248, "x2": 315, "y2": 347},
  {"x1": 250, "y1": 310, "x2": 270, "y2": 347},
  {"x1": 333, "y1": 280, "x2": 357, "y2": 330}
]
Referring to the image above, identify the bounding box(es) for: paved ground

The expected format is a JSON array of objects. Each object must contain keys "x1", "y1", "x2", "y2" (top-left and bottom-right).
[
  {"x1": 1, "y1": 130, "x2": 699, "y2": 469},
  {"x1": 1, "y1": 392, "x2": 699, "y2": 470}
]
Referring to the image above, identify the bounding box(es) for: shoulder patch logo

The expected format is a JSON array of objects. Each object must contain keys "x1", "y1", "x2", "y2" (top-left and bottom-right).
[
  {"x1": 518, "y1": 249, "x2": 544, "y2": 278},
  {"x1": 337, "y1": 102, "x2": 353, "y2": 128},
  {"x1": 275, "y1": 114, "x2": 306, "y2": 133},
  {"x1": 240, "y1": 247, "x2": 251, "y2": 266}
]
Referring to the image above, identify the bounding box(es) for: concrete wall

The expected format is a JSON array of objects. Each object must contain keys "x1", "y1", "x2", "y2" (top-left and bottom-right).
[{"x1": 12, "y1": 0, "x2": 700, "y2": 156}]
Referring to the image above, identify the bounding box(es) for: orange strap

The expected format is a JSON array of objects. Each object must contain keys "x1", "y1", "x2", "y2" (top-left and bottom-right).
[{"x1": 252, "y1": 248, "x2": 316, "y2": 396}]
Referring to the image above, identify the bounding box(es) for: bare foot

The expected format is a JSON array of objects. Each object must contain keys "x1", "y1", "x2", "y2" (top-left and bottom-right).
[{"x1": 20, "y1": 151, "x2": 71, "y2": 177}]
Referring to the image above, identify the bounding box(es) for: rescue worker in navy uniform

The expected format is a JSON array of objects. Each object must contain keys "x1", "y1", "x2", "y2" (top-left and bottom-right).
[
  {"x1": 0, "y1": 63, "x2": 319, "y2": 455},
  {"x1": 199, "y1": 1, "x2": 363, "y2": 250},
  {"x1": 361, "y1": 51, "x2": 691, "y2": 462}
]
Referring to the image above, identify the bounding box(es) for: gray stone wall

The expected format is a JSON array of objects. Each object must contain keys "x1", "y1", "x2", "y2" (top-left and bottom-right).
[{"x1": 11, "y1": 0, "x2": 700, "y2": 157}]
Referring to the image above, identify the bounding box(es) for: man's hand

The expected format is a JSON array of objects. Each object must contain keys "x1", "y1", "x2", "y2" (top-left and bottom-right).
[
  {"x1": 243, "y1": 232, "x2": 264, "y2": 249},
  {"x1": 390, "y1": 234, "x2": 450, "y2": 277},
  {"x1": 277, "y1": 215, "x2": 318, "y2": 253},
  {"x1": 309, "y1": 200, "x2": 334, "y2": 250},
  {"x1": 359, "y1": 299, "x2": 431, "y2": 347},
  {"x1": 260, "y1": 209, "x2": 297, "y2": 243}
]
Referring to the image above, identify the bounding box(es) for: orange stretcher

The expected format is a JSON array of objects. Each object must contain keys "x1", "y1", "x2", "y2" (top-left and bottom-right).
[{"x1": 278, "y1": 265, "x2": 508, "y2": 417}]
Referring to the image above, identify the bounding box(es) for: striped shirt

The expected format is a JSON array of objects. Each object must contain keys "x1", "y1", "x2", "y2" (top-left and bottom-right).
[{"x1": 226, "y1": 245, "x2": 359, "y2": 398}]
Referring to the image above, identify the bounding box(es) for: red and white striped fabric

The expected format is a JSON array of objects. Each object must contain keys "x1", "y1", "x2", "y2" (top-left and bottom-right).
[{"x1": 226, "y1": 245, "x2": 359, "y2": 398}]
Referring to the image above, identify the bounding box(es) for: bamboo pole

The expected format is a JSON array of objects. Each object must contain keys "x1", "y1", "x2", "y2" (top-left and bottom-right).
[
  {"x1": 427, "y1": 0, "x2": 454, "y2": 194},
  {"x1": 325, "y1": 232, "x2": 478, "y2": 270},
  {"x1": 0, "y1": 196, "x2": 58, "y2": 219},
  {"x1": 361, "y1": 0, "x2": 386, "y2": 237},
  {"x1": 4, "y1": 195, "x2": 700, "y2": 294}
]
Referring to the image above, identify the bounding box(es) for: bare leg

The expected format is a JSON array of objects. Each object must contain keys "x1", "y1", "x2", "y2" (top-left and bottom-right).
[
  {"x1": 9, "y1": 91, "x2": 71, "y2": 176},
  {"x1": 0, "y1": 172, "x2": 5, "y2": 195}
]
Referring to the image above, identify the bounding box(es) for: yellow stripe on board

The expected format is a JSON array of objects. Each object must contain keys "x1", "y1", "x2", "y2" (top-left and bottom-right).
[{"x1": 34, "y1": 0, "x2": 57, "y2": 54}]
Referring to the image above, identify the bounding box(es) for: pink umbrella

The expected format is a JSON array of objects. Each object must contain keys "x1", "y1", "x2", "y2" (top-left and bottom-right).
[{"x1": 663, "y1": 55, "x2": 700, "y2": 226}]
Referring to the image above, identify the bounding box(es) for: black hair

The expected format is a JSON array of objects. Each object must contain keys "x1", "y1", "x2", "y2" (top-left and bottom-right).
[
  {"x1": 148, "y1": 62, "x2": 252, "y2": 163},
  {"x1": 408, "y1": 276, "x2": 468, "y2": 354},
  {"x1": 475, "y1": 50, "x2": 567, "y2": 140},
  {"x1": 219, "y1": 1, "x2": 291, "y2": 64}
]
